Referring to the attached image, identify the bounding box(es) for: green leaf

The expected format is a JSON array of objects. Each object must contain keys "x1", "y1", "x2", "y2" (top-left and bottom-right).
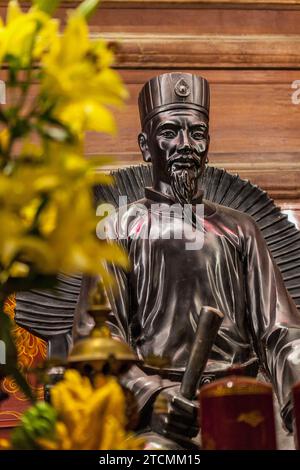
[
  {"x1": 76, "y1": 0, "x2": 101, "y2": 20},
  {"x1": 11, "y1": 401, "x2": 56, "y2": 449},
  {"x1": 11, "y1": 118, "x2": 31, "y2": 139},
  {"x1": 0, "y1": 313, "x2": 18, "y2": 363},
  {"x1": 11, "y1": 426, "x2": 38, "y2": 450},
  {"x1": 35, "y1": 122, "x2": 73, "y2": 143},
  {"x1": 32, "y1": 0, "x2": 61, "y2": 15}
]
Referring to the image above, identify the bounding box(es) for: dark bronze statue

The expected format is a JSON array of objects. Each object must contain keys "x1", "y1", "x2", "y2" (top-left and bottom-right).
[
  {"x1": 13, "y1": 72, "x2": 300, "y2": 449},
  {"x1": 101, "y1": 73, "x2": 300, "y2": 447}
]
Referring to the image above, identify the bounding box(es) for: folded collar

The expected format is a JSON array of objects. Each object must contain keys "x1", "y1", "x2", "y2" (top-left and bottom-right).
[{"x1": 144, "y1": 186, "x2": 204, "y2": 205}]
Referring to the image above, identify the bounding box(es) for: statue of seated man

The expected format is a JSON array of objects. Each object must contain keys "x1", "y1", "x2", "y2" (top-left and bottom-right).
[{"x1": 101, "y1": 73, "x2": 300, "y2": 448}]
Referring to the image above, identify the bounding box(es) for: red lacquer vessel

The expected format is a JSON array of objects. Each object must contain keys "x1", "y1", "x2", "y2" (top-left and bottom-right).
[{"x1": 199, "y1": 376, "x2": 277, "y2": 450}]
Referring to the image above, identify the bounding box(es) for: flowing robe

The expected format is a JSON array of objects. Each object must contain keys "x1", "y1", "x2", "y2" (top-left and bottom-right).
[{"x1": 103, "y1": 187, "x2": 300, "y2": 431}]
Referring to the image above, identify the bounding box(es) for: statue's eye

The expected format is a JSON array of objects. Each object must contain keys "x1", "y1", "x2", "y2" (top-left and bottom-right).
[
  {"x1": 192, "y1": 131, "x2": 205, "y2": 140},
  {"x1": 160, "y1": 130, "x2": 176, "y2": 139}
]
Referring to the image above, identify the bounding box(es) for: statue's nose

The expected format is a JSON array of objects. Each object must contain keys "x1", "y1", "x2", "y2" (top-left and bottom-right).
[{"x1": 178, "y1": 130, "x2": 192, "y2": 153}]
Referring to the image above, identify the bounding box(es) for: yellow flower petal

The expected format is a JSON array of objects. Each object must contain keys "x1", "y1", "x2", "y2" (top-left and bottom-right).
[
  {"x1": 57, "y1": 100, "x2": 116, "y2": 134},
  {"x1": 7, "y1": 0, "x2": 23, "y2": 24}
]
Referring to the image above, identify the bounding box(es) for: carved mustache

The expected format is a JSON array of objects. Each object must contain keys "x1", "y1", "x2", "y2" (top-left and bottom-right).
[{"x1": 167, "y1": 153, "x2": 203, "y2": 170}]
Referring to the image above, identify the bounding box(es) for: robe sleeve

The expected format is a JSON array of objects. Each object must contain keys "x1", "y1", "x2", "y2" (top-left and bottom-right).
[
  {"x1": 243, "y1": 216, "x2": 300, "y2": 431},
  {"x1": 104, "y1": 213, "x2": 176, "y2": 419}
]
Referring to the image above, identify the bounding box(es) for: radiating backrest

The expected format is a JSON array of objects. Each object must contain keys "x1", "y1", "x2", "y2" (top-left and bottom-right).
[
  {"x1": 15, "y1": 164, "x2": 300, "y2": 360},
  {"x1": 95, "y1": 164, "x2": 300, "y2": 311}
]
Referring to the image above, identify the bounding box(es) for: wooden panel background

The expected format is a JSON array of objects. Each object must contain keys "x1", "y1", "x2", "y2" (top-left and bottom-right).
[
  {"x1": 79, "y1": 1, "x2": 300, "y2": 206},
  {"x1": 0, "y1": 1, "x2": 299, "y2": 219},
  {"x1": 0, "y1": 1, "x2": 299, "y2": 204}
]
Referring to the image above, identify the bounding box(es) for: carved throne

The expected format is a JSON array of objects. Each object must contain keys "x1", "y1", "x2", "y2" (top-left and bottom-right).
[{"x1": 15, "y1": 164, "x2": 300, "y2": 360}]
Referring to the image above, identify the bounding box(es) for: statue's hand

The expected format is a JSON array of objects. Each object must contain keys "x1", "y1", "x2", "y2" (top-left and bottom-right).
[{"x1": 151, "y1": 385, "x2": 199, "y2": 440}]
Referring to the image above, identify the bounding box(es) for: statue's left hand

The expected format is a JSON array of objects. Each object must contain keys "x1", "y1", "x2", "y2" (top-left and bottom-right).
[{"x1": 151, "y1": 384, "x2": 199, "y2": 440}]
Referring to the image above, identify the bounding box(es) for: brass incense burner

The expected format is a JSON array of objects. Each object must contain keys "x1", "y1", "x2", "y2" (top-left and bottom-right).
[{"x1": 68, "y1": 280, "x2": 138, "y2": 379}]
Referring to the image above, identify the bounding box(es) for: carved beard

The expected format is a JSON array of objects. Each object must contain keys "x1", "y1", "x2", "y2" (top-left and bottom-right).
[{"x1": 170, "y1": 166, "x2": 200, "y2": 205}]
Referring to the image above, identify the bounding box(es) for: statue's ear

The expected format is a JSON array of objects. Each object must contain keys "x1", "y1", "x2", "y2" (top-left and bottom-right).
[{"x1": 138, "y1": 132, "x2": 151, "y2": 162}]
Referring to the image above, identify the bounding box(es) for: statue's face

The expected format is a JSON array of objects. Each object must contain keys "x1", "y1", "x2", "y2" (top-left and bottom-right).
[{"x1": 139, "y1": 108, "x2": 209, "y2": 203}]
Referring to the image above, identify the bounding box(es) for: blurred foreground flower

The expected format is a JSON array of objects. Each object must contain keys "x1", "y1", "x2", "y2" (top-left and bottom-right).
[
  {"x1": 0, "y1": 0, "x2": 128, "y2": 398},
  {"x1": 1, "y1": 370, "x2": 144, "y2": 450}
]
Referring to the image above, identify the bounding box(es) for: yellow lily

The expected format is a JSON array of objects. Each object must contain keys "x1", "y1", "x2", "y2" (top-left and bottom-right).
[{"x1": 0, "y1": 1, "x2": 54, "y2": 66}]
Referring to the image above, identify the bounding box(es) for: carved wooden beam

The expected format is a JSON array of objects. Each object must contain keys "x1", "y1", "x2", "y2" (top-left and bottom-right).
[
  {"x1": 100, "y1": 33, "x2": 300, "y2": 69},
  {"x1": 93, "y1": 0, "x2": 300, "y2": 7},
  {"x1": 2, "y1": 0, "x2": 300, "y2": 9}
]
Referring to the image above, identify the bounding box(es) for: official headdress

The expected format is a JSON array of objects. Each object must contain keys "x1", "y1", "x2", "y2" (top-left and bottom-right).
[{"x1": 138, "y1": 72, "x2": 210, "y2": 128}]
